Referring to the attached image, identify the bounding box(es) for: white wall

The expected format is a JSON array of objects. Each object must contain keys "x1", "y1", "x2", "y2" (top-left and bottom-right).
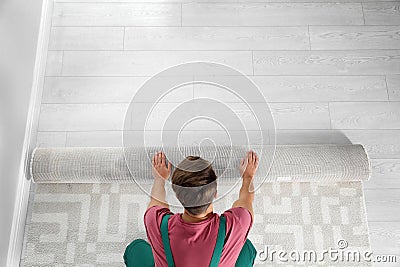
[{"x1": 0, "y1": 0, "x2": 43, "y2": 265}]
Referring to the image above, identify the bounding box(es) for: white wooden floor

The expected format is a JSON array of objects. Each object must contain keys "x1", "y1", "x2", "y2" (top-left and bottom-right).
[{"x1": 33, "y1": 0, "x2": 400, "y2": 264}]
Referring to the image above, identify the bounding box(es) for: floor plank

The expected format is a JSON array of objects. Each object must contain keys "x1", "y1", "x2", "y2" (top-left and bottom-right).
[
  {"x1": 368, "y1": 222, "x2": 400, "y2": 255},
  {"x1": 124, "y1": 26, "x2": 309, "y2": 50},
  {"x1": 154, "y1": 102, "x2": 328, "y2": 131},
  {"x1": 270, "y1": 103, "x2": 330, "y2": 129},
  {"x1": 43, "y1": 77, "x2": 146, "y2": 103},
  {"x1": 309, "y1": 26, "x2": 400, "y2": 50},
  {"x1": 387, "y1": 75, "x2": 400, "y2": 101},
  {"x1": 341, "y1": 130, "x2": 400, "y2": 159},
  {"x1": 275, "y1": 129, "x2": 353, "y2": 144},
  {"x1": 66, "y1": 131, "x2": 123, "y2": 147},
  {"x1": 330, "y1": 102, "x2": 400, "y2": 129},
  {"x1": 45, "y1": 51, "x2": 63, "y2": 76},
  {"x1": 364, "y1": 189, "x2": 400, "y2": 221},
  {"x1": 125, "y1": 102, "x2": 274, "y2": 131},
  {"x1": 38, "y1": 104, "x2": 129, "y2": 131},
  {"x1": 170, "y1": 130, "x2": 267, "y2": 146},
  {"x1": 182, "y1": 3, "x2": 363, "y2": 26},
  {"x1": 363, "y1": 2, "x2": 400, "y2": 26},
  {"x1": 49, "y1": 27, "x2": 124, "y2": 50},
  {"x1": 53, "y1": 2, "x2": 181, "y2": 26},
  {"x1": 43, "y1": 77, "x2": 194, "y2": 104},
  {"x1": 364, "y1": 159, "x2": 400, "y2": 189},
  {"x1": 65, "y1": 130, "x2": 267, "y2": 147},
  {"x1": 193, "y1": 75, "x2": 388, "y2": 102},
  {"x1": 255, "y1": 76, "x2": 388, "y2": 101},
  {"x1": 36, "y1": 132, "x2": 67, "y2": 147},
  {"x1": 61, "y1": 51, "x2": 253, "y2": 76},
  {"x1": 253, "y1": 50, "x2": 400, "y2": 75}
]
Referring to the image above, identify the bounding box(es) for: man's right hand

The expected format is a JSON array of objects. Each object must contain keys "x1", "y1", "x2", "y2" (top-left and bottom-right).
[
  {"x1": 239, "y1": 150, "x2": 259, "y2": 180},
  {"x1": 233, "y1": 150, "x2": 258, "y2": 219}
]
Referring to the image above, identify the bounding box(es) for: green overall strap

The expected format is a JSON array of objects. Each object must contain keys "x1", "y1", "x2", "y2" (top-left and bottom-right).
[
  {"x1": 161, "y1": 214, "x2": 175, "y2": 267},
  {"x1": 209, "y1": 215, "x2": 226, "y2": 267}
]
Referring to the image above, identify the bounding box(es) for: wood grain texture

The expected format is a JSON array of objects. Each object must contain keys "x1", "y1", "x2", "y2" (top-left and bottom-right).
[
  {"x1": 38, "y1": 104, "x2": 129, "y2": 131},
  {"x1": 125, "y1": 102, "x2": 273, "y2": 131},
  {"x1": 182, "y1": 3, "x2": 364, "y2": 26},
  {"x1": 124, "y1": 26, "x2": 309, "y2": 50},
  {"x1": 364, "y1": 159, "x2": 400, "y2": 189},
  {"x1": 49, "y1": 27, "x2": 124, "y2": 50},
  {"x1": 364, "y1": 189, "x2": 400, "y2": 221},
  {"x1": 36, "y1": 132, "x2": 67, "y2": 147},
  {"x1": 330, "y1": 102, "x2": 400, "y2": 129},
  {"x1": 254, "y1": 76, "x2": 388, "y2": 101},
  {"x1": 363, "y1": 2, "x2": 400, "y2": 25},
  {"x1": 43, "y1": 77, "x2": 193, "y2": 103},
  {"x1": 194, "y1": 76, "x2": 388, "y2": 102},
  {"x1": 387, "y1": 75, "x2": 400, "y2": 101},
  {"x1": 342, "y1": 130, "x2": 400, "y2": 159},
  {"x1": 270, "y1": 103, "x2": 330, "y2": 129},
  {"x1": 368, "y1": 222, "x2": 400, "y2": 255},
  {"x1": 42, "y1": 77, "x2": 193, "y2": 104},
  {"x1": 310, "y1": 26, "x2": 400, "y2": 50},
  {"x1": 275, "y1": 129, "x2": 353, "y2": 144},
  {"x1": 65, "y1": 130, "x2": 266, "y2": 147},
  {"x1": 45, "y1": 51, "x2": 63, "y2": 76},
  {"x1": 253, "y1": 50, "x2": 400, "y2": 75},
  {"x1": 53, "y1": 2, "x2": 181, "y2": 26},
  {"x1": 42, "y1": 77, "x2": 146, "y2": 103},
  {"x1": 61, "y1": 51, "x2": 253, "y2": 76},
  {"x1": 66, "y1": 131, "x2": 123, "y2": 147},
  {"x1": 172, "y1": 130, "x2": 266, "y2": 145}
]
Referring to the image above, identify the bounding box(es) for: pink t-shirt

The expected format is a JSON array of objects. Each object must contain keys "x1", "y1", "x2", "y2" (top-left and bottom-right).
[{"x1": 144, "y1": 206, "x2": 253, "y2": 267}]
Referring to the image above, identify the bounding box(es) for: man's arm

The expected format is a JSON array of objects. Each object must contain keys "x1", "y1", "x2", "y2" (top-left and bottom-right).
[
  {"x1": 232, "y1": 151, "x2": 258, "y2": 219},
  {"x1": 147, "y1": 151, "x2": 172, "y2": 210}
]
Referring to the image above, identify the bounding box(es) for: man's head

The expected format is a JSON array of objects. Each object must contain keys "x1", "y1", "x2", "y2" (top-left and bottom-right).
[{"x1": 171, "y1": 156, "x2": 217, "y2": 215}]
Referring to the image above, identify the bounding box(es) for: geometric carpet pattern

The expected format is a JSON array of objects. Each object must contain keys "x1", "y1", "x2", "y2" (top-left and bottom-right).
[{"x1": 21, "y1": 182, "x2": 371, "y2": 266}]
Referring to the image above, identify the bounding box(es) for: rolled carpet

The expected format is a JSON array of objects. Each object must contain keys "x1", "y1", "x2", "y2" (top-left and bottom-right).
[{"x1": 30, "y1": 144, "x2": 370, "y2": 183}]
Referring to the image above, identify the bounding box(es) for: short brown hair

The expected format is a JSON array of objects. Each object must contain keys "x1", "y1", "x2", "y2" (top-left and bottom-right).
[{"x1": 171, "y1": 156, "x2": 217, "y2": 215}]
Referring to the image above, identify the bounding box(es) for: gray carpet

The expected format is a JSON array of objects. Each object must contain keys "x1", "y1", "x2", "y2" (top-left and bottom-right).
[
  {"x1": 31, "y1": 145, "x2": 370, "y2": 183},
  {"x1": 21, "y1": 182, "x2": 371, "y2": 266}
]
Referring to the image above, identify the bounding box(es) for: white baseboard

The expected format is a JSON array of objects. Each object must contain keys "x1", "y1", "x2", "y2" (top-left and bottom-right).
[
  {"x1": 6, "y1": 176, "x2": 31, "y2": 267},
  {"x1": 6, "y1": 0, "x2": 53, "y2": 265}
]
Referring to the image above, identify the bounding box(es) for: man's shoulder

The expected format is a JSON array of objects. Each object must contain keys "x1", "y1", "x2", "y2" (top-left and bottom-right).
[
  {"x1": 222, "y1": 207, "x2": 252, "y2": 217},
  {"x1": 222, "y1": 207, "x2": 253, "y2": 228},
  {"x1": 144, "y1": 206, "x2": 173, "y2": 226}
]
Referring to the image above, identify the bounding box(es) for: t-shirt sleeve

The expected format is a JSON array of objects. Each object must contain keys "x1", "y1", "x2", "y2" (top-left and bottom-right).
[
  {"x1": 221, "y1": 207, "x2": 253, "y2": 263},
  {"x1": 144, "y1": 206, "x2": 173, "y2": 265}
]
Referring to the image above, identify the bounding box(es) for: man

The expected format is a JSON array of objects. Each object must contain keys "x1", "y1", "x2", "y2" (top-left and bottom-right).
[{"x1": 124, "y1": 150, "x2": 258, "y2": 267}]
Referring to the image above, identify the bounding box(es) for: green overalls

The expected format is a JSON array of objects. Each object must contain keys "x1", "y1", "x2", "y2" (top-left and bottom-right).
[{"x1": 124, "y1": 214, "x2": 257, "y2": 267}]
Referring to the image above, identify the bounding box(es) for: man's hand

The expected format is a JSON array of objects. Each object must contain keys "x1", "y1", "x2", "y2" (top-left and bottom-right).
[
  {"x1": 147, "y1": 151, "x2": 171, "y2": 210},
  {"x1": 239, "y1": 150, "x2": 259, "y2": 180},
  {"x1": 152, "y1": 151, "x2": 172, "y2": 180},
  {"x1": 233, "y1": 151, "x2": 258, "y2": 219}
]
